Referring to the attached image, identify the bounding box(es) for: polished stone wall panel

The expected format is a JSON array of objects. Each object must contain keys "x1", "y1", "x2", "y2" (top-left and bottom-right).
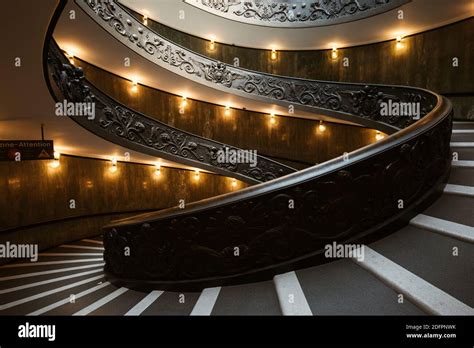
[{"x1": 0, "y1": 155, "x2": 246, "y2": 231}]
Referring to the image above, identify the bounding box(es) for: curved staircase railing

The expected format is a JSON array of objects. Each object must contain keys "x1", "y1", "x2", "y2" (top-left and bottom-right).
[
  {"x1": 47, "y1": 1, "x2": 453, "y2": 290},
  {"x1": 77, "y1": 0, "x2": 435, "y2": 134},
  {"x1": 47, "y1": 41, "x2": 296, "y2": 184},
  {"x1": 182, "y1": 0, "x2": 410, "y2": 28}
]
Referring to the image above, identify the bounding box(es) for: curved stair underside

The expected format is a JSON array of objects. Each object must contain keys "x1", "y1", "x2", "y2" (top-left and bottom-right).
[
  {"x1": 182, "y1": 0, "x2": 410, "y2": 28},
  {"x1": 1, "y1": 123, "x2": 473, "y2": 314},
  {"x1": 43, "y1": 0, "x2": 454, "y2": 289}
]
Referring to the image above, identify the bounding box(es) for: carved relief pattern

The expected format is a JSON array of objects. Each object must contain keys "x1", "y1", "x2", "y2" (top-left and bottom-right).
[
  {"x1": 103, "y1": 110, "x2": 452, "y2": 282},
  {"x1": 78, "y1": 0, "x2": 433, "y2": 130},
  {"x1": 190, "y1": 0, "x2": 410, "y2": 27},
  {"x1": 48, "y1": 42, "x2": 295, "y2": 183}
]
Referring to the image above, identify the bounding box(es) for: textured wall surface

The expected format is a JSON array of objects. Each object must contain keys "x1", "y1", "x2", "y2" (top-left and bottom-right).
[
  {"x1": 80, "y1": 61, "x2": 378, "y2": 168},
  {"x1": 137, "y1": 13, "x2": 473, "y2": 119},
  {"x1": 0, "y1": 155, "x2": 246, "y2": 231}
]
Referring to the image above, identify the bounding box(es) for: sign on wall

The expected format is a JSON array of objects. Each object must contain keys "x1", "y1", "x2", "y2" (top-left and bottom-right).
[{"x1": 0, "y1": 140, "x2": 54, "y2": 161}]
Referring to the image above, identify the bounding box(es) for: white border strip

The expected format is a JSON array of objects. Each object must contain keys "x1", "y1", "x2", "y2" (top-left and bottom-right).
[
  {"x1": 125, "y1": 290, "x2": 163, "y2": 316},
  {"x1": 27, "y1": 282, "x2": 111, "y2": 316},
  {"x1": 273, "y1": 271, "x2": 312, "y2": 316},
  {"x1": 451, "y1": 142, "x2": 474, "y2": 148},
  {"x1": 0, "y1": 275, "x2": 104, "y2": 310},
  {"x1": 444, "y1": 184, "x2": 474, "y2": 198},
  {"x1": 0, "y1": 269, "x2": 103, "y2": 294},
  {"x1": 410, "y1": 214, "x2": 474, "y2": 243},
  {"x1": 354, "y1": 246, "x2": 474, "y2": 315},
  {"x1": 452, "y1": 160, "x2": 474, "y2": 168},
  {"x1": 73, "y1": 287, "x2": 129, "y2": 316},
  {"x1": 0, "y1": 263, "x2": 104, "y2": 281},
  {"x1": 190, "y1": 287, "x2": 221, "y2": 316},
  {"x1": 60, "y1": 245, "x2": 104, "y2": 251}
]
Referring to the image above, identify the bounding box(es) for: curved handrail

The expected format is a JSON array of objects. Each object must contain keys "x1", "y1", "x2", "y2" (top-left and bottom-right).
[
  {"x1": 77, "y1": 0, "x2": 436, "y2": 134},
  {"x1": 102, "y1": 94, "x2": 451, "y2": 288},
  {"x1": 47, "y1": 41, "x2": 296, "y2": 184},
  {"x1": 182, "y1": 0, "x2": 410, "y2": 28},
  {"x1": 51, "y1": 1, "x2": 453, "y2": 289}
]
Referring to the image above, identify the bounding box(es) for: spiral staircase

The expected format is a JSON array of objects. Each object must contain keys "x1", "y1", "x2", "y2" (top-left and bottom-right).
[{"x1": 0, "y1": 0, "x2": 473, "y2": 316}]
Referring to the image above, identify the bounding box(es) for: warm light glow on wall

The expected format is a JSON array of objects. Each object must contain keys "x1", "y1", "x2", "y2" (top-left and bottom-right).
[
  {"x1": 331, "y1": 47, "x2": 338, "y2": 60},
  {"x1": 231, "y1": 178, "x2": 237, "y2": 188},
  {"x1": 155, "y1": 163, "x2": 161, "y2": 176},
  {"x1": 143, "y1": 15, "x2": 148, "y2": 25},
  {"x1": 318, "y1": 120, "x2": 326, "y2": 133},
  {"x1": 194, "y1": 169, "x2": 200, "y2": 180},
  {"x1": 224, "y1": 105, "x2": 231, "y2": 116},
  {"x1": 109, "y1": 158, "x2": 118, "y2": 173},
  {"x1": 395, "y1": 35, "x2": 405, "y2": 50},
  {"x1": 49, "y1": 151, "x2": 61, "y2": 168},
  {"x1": 209, "y1": 39, "x2": 216, "y2": 51},
  {"x1": 375, "y1": 131, "x2": 385, "y2": 141},
  {"x1": 180, "y1": 96, "x2": 188, "y2": 108},
  {"x1": 130, "y1": 79, "x2": 138, "y2": 93},
  {"x1": 270, "y1": 49, "x2": 278, "y2": 61},
  {"x1": 269, "y1": 113, "x2": 276, "y2": 126},
  {"x1": 66, "y1": 52, "x2": 75, "y2": 65}
]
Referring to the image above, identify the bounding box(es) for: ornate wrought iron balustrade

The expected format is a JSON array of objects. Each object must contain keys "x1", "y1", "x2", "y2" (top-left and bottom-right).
[
  {"x1": 183, "y1": 0, "x2": 410, "y2": 28},
  {"x1": 78, "y1": 0, "x2": 433, "y2": 132},
  {"x1": 47, "y1": 41, "x2": 296, "y2": 184}
]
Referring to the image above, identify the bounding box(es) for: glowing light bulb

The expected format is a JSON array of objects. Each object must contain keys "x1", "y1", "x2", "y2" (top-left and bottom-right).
[
  {"x1": 143, "y1": 15, "x2": 148, "y2": 25},
  {"x1": 194, "y1": 169, "x2": 200, "y2": 180},
  {"x1": 271, "y1": 49, "x2": 277, "y2": 61},
  {"x1": 109, "y1": 158, "x2": 118, "y2": 173},
  {"x1": 231, "y1": 178, "x2": 237, "y2": 188},
  {"x1": 396, "y1": 35, "x2": 404, "y2": 49},
  {"x1": 209, "y1": 39, "x2": 215, "y2": 51},
  {"x1": 331, "y1": 47, "x2": 338, "y2": 60},
  {"x1": 155, "y1": 163, "x2": 161, "y2": 176},
  {"x1": 131, "y1": 80, "x2": 138, "y2": 93},
  {"x1": 224, "y1": 105, "x2": 231, "y2": 116},
  {"x1": 269, "y1": 113, "x2": 276, "y2": 125},
  {"x1": 375, "y1": 131, "x2": 385, "y2": 141},
  {"x1": 180, "y1": 96, "x2": 188, "y2": 108},
  {"x1": 53, "y1": 151, "x2": 61, "y2": 160},
  {"x1": 318, "y1": 120, "x2": 326, "y2": 132}
]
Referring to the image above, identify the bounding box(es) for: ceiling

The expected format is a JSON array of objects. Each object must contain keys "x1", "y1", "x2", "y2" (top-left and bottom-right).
[{"x1": 121, "y1": 0, "x2": 473, "y2": 50}]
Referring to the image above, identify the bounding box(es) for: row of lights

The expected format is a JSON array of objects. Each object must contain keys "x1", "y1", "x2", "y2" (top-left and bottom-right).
[
  {"x1": 206, "y1": 36, "x2": 406, "y2": 61},
  {"x1": 49, "y1": 153, "x2": 238, "y2": 188}
]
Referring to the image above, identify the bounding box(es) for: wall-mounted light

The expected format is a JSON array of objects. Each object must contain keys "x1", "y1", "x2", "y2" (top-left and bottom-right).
[
  {"x1": 194, "y1": 169, "x2": 200, "y2": 180},
  {"x1": 270, "y1": 49, "x2": 278, "y2": 61},
  {"x1": 396, "y1": 35, "x2": 404, "y2": 50},
  {"x1": 180, "y1": 96, "x2": 188, "y2": 108},
  {"x1": 375, "y1": 131, "x2": 385, "y2": 141},
  {"x1": 224, "y1": 105, "x2": 231, "y2": 116},
  {"x1": 130, "y1": 79, "x2": 138, "y2": 93},
  {"x1": 65, "y1": 52, "x2": 75, "y2": 65},
  {"x1": 331, "y1": 47, "x2": 338, "y2": 60},
  {"x1": 269, "y1": 113, "x2": 276, "y2": 125},
  {"x1": 209, "y1": 39, "x2": 216, "y2": 51},
  {"x1": 318, "y1": 120, "x2": 326, "y2": 132},
  {"x1": 154, "y1": 163, "x2": 161, "y2": 176},
  {"x1": 143, "y1": 15, "x2": 148, "y2": 25},
  {"x1": 231, "y1": 178, "x2": 237, "y2": 188},
  {"x1": 109, "y1": 158, "x2": 118, "y2": 173},
  {"x1": 50, "y1": 151, "x2": 61, "y2": 168}
]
